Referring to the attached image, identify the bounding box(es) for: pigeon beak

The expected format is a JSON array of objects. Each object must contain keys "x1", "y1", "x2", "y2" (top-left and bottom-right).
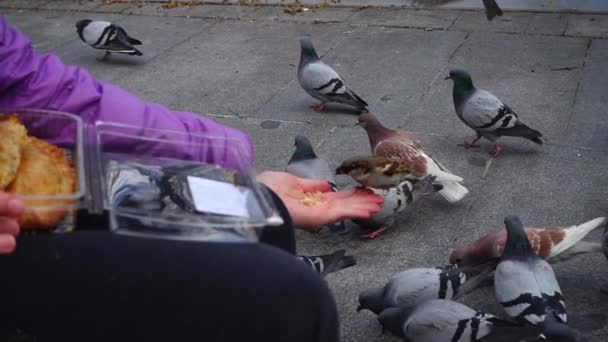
[
  {"x1": 353, "y1": 122, "x2": 361, "y2": 127},
  {"x1": 444, "y1": 75, "x2": 451, "y2": 80},
  {"x1": 380, "y1": 328, "x2": 386, "y2": 335},
  {"x1": 356, "y1": 305, "x2": 363, "y2": 313}
]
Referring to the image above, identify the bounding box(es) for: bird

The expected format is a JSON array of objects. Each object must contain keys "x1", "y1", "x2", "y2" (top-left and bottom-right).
[
  {"x1": 298, "y1": 249, "x2": 356, "y2": 278},
  {"x1": 75, "y1": 19, "x2": 143, "y2": 61},
  {"x1": 297, "y1": 34, "x2": 368, "y2": 113},
  {"x1": 449, "y1": 217, "x2": 606, "y2": 266},
  {"x1": 335, "y1": 155, "x2": 413, "y2": 189},
  {"x1": 482, "y1": 0, "x2": 503, "y2": 20},
  {"x1": 356, "y1": 112, "x2": 469, "y2": 203},
  {"x1": 412, "y1": 0, "x2": 502, "y2": 21},
  {"x1": 445, "y1": 69, "x2": 542, "y2": 158},
  {"x1": 357, "y1": 261, "x2": 496, "y2": 315},
  {"x1": 286, "y1": 135, "x2": 348, "y2": 234},
  {"x1": 353, "y1": 176, "x2": 443, "y2": 240},
  {"x1": 494, "y1": 215, "x2": 566, "y2": 326},
  {"x1": 377, "y1": 299, "x2": 540, "y2": 342}
]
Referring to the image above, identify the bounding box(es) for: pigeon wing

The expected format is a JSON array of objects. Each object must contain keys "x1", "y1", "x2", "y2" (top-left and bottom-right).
[{"x1": 461, "y1": 89, "x2": 518, "y2": 132}]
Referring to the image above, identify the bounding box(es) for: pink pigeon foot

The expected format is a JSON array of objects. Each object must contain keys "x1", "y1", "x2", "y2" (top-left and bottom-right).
[
  {"x1": 463, "y1": 139, "x2": 481, "y2": 149},
  {"x1": 360, "y1": 227, "x2": 387, "y2": 240},
  {"x1": 489, "y1": 144, "x2": 503, "y2": 158},
  {"x1": 310, "y1": 102, "x2": 326, "y2": 112}
]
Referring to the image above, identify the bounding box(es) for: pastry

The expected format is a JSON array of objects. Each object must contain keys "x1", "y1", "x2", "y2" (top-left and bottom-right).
[{"x1": 0, "y1": 114, "x2": 27, "y2": 189}]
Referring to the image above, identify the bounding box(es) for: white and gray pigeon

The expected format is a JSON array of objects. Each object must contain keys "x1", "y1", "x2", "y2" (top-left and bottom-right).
[
  {"x1": 445, "y1": 69, "x2": 542, "y2": 158},
  {"x1": 357, "y1": 261, "x2": 496, "y2": 315},
  {"x1": 297, "y1": 34, "x2": 368, "y2": 113},
  {"x1": 353, "y1": 176, "x2": 443, "y2": 240},
  {"x1": 75, "y1": 19, "x2": 143, "y2": 61},
  {"x1": 494, "y1": 215, "x2": 567, "y2": 326},
  {"x1": 377, "y1": 299, "x2": 541, "y2": 342},
  {"x1": 286, "y1": 135, "x2": 348, "y2": 234},
  {"x1": 298, "y1": 250, "x2": 356, "y2": 278}
]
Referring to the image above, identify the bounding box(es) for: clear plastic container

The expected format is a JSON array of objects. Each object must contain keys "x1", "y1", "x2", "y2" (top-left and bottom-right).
[
  {"x1": 2, "y1": 109, "x2": 86, "y2": 232},
  {"x1": 90, "y1": 121, "x2": 283, "y2": 242}
]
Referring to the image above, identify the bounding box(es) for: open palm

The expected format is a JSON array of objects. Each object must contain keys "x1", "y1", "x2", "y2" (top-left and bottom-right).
[{"x1": 256, "y1": 171, "x2": 383, "y2": 232}]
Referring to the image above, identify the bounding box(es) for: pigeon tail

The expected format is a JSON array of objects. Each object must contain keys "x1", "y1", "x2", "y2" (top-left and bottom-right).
[
  {"x1": 300, "y1": 250, "x2": 356, "y2": 277},
  {"x1": 497, "y1": 122, "x2": 543, "y2": 145},
  {"x1": 127, "y1": 37, "x2": 143, "y2": 45},
  {"x1": 322, "y1": 250, "x2": 356, "y2": 276},
  {"x1": 436, "y1": 180, "x2": 469, "y2": 203},
  {"x1": 483, "y1": 0, "x2": 503, "y2": 21},
  {"x1": 550, "y1": 217, "x2": 607, "y2": 258}
]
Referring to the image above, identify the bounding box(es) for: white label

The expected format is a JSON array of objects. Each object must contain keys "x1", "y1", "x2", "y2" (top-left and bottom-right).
[{"x1": 187, "y1": 176, "x2": 251, "y2": 218}]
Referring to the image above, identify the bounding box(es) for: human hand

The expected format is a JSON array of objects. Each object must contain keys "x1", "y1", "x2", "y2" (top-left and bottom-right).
[
  {"x1": 256, "y1": 171, "x2": 383, "y2": 232},
  {"x1": 0, "y1": 192, "x2": 22, "y2": 254}
]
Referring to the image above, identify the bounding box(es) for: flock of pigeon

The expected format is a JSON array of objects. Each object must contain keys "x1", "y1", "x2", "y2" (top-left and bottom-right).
[{"x1": 73, "y1": 9, "x2": 608, "y2": 342}]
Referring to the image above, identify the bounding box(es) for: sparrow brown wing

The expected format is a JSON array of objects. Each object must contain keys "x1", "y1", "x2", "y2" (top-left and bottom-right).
[
  {"x1": 373, "y1": 138, "x2": 428, "y2": 178},
  {"x1": 0, "y1": 114, "x2": 27, "y2": 189},
  {"x1": 5, "y1": 136, "x2": 76, "y2": 229}
]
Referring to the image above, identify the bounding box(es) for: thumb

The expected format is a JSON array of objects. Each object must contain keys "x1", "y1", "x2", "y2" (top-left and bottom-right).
[
  {"x1": 0, "y1": 192, "x2": 24, "y2": 218},
  {"x1": 297, "y1": 178, "x2": 332, "y2": 193}
]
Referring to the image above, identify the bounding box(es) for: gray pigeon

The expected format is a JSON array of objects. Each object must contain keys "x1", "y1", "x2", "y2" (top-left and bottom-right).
[
  {"x1": 286, "y1": 135, "x2": 348, "y2": 234},
  {"x1": 298, "y1": 250, "x2": 356, "y2": 278},
  {"x1": 494, "y1": 215, "x2": 566, "y2": 326},
  {"x1": 445, "y1": 70, "x2": 542, "y2": 158},
  {"x1": 353, "y1": 176, "x2": 443, "y2": 240},
  {"x1": 298, "y1": 34, "x2": 368, "y2": 113},
  {"x1": 357, "y1": 261, "x2": 496, "y2": 315},
  {"x1": 377, "y1": 299, "x2": 539, "y2": 342},
  {"x1": 76, "y1": 19, "x2": 143, "y2": 61}
]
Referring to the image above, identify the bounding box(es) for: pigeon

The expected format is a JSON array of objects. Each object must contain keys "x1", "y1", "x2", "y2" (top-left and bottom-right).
[
  {"x1": 75, "y1": 19, "x2": 143, "y2": 61},
  {"x1": 357, "y1": 261, "x2": 496, "y2": 315},
  {"x1": 357, "y1": 112, "x2": 469, "y2": 203},
  {"x1": 603, "y1": 225, "x2": 608, "y2": 261},
  {"x1": 412, "y1": 0, "x2": 502, "y2": 21},
  {"x1": 335, "y1": 155, "x2": 413, "y2": 189},
  {"x1": 353, "y1": 176, "x2": 443, "y2": 240},
  {"x1": 298, "y1": 249, "x2": 356, "y2": 277},
  {"x1": 286, "y1": 135, "x2": 348, "y2": 234},
  {"x1": 494, "y1": 215, "x2": 566, "y2": 325},
  {"x1": 445, "y1": 69, "x2": 542, "y2": 157},
  {"x1": 377, "y1": 300, "x2": 540, "y2": 342},
  {"x1": 449, "y1": 217, "x2": 606, "y2": 266},
  {"x1": 298, "y1": 34, "x2": 368, "y2": 113}
]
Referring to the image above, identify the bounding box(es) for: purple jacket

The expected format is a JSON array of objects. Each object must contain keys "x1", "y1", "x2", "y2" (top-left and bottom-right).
[{"x1": 0, "y1": 15, "x2": 254, "y2": 168}]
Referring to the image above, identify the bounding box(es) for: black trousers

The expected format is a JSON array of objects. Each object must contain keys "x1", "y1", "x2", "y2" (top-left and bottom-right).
[{"x1": 0, "y1": 191, "x2": 339, "y2": 342}]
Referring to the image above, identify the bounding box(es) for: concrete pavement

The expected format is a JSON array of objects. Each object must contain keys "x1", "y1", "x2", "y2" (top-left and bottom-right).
[{"x1": 2, "y1": 0, "x2": 608, "y2": 341}]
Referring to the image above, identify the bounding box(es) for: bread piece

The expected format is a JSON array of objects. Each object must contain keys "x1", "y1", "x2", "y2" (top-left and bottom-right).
[
  {"x1": 0, "y1": 114, "x2": 27, "y2": 189},
  {"x1": 5, "y1": 137, "x2": 76, "y2": 229}
]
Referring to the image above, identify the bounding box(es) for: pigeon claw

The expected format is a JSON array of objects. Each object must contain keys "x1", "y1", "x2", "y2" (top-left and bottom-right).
[
  {"x1": 360, "y1": 227, "x2": 387, "y2": 240},
  {"x1": 489, "y1": 144, "x2": 503, "y2": 158},
  {"x1": 463, "y1": 140, "x2": 481, "y2": 149},
  {"x1": 310, "y1": 102, "x2": 326, "y2": 112}
]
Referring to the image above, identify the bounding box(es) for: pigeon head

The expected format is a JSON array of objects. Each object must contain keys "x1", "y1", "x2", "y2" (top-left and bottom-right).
[
  {"x1": 503, "y1": 215, "x2": 534, "y2": 257},
  {"x1": 299, "y1": 34, "x2": 319, "y2": 61},
  {"x1": 289, "y1": 135, "x2": 317, "y2": 163},
  {"x1": 357, "y1": 112, "x2": 393, "y2": 149},
  {"x1": 377, "y1": 307, "x2": 410, "y2": 338},
  {"x1": 75, "y1": 19, "x2": 92, "y2": 34},
  {"x1": 543, "y1": 311, "x2": 587, "y2": 342},
  {"x1": 449, "y1": 230, "x2": 503, "y2": 265},
  {"x1": 445, "y1": 69, "x2": 473, "y2": 84},
  {"x1": 357, "y1": 287, "x2": 385, "y2": 315}
]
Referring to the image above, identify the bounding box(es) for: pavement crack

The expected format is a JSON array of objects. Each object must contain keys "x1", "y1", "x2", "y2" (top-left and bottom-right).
[{"x1": 563, "y1": 38, "x2": 593, "y2": 135}]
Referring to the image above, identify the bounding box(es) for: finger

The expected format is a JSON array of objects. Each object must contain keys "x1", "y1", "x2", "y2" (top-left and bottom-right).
[
  {"x1": 297, "y1": 179, "x2": 332, "y2": 193},
  {"x1": 327, "y1": 190, "x2": 384, "y2": 204},
  {"x1": 0, "y1": 234, "x2": 16, "y2": 254},
  {"x1": 0, "y1": 217, "x2": 20, "y2": 236},
  {"x1": 0, "y1": 193, "x2": 24, "y2": 218}
]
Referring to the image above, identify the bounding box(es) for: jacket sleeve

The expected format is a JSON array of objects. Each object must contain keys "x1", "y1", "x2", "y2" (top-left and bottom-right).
[{"x1": 0, "y1": 15, "x2": 255, "y2": 168}]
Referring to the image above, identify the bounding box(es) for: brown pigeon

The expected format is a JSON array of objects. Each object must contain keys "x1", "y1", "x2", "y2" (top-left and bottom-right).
[
  {"x1": 450, "y1": 217, "x2": 606, "y2": 266},
  {"x1": 356, "y1": 112, "x2": 469, "y2": 203}
]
